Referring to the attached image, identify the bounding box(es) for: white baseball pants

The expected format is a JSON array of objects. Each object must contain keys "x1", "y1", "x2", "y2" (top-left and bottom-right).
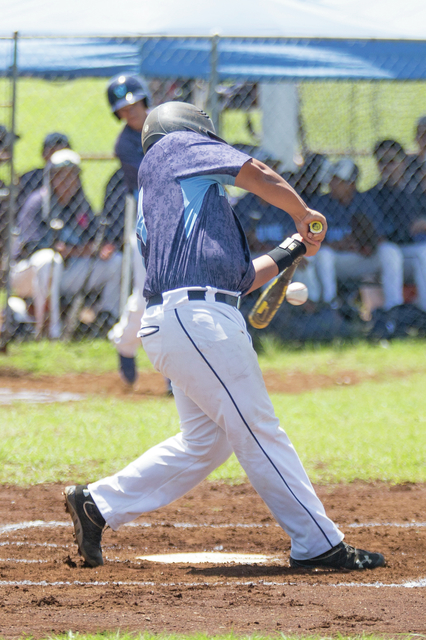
[
  {"x1": 398, "y1": 241, "x2": 426, "y2": 311},
  {"x1": 11, "y1": 248, "x2": 63, "y2": 338},
  {"x1": 12, "y1": 249, "x2": 123, "y2": 337},
  {"x1": 90, "y1": 287, "x2": 343, "y2": 560},
  {"x1": 315, "y1": 241, "x2": 426, "y2": 311},
  {"x1": 108, "y1": 237, "x2": 146, "y2": 358},
  {"x1": 60, "y1": 253, "x2": 123, "y2": 318}
]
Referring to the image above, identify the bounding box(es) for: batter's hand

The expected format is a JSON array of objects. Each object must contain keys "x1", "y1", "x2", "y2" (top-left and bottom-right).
[
  {"x1": 291, "y1": 233, "x2": 320, "y2": 257},
  {"x1": 295, "y1": 209, "x2": 327, "y2": 247}
]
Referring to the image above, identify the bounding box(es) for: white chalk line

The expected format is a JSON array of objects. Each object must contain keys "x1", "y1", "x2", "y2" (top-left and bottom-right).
[
  {"x1": 1, "y1": 519, "x2": 425, "y2": 585},
  {"x1": 2, "y1": 520, "x2": 426, "y2": 536},
  {"x1": 348, "y1": 522, "x2": 426, "y2": 528},
  {"x1": 0, "y1": 558, "x2": 50, "y2": 563},
  {"x1": 0, "y1": 541, "x2": 66, "y2": 548},
  {"x1": 0, "y1": 521, "x2": 71, "y2": 534},
  {"x1": 0, "y1": 555, "x2": 152, "y2": 564},
  {"x1": 0, "y1": 578, "x2": 426, "y2": 589}
]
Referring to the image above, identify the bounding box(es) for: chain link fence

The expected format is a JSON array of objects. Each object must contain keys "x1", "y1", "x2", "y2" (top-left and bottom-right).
[{"x1": 1, "y1": 34, "x2": 426, "y2": 347}]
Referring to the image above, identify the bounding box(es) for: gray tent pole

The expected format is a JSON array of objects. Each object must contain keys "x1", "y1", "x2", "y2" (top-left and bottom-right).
[
  {"x1": 1, "y1": 32, "x2": 19, "y2": 351},
  {"x1": 208, "y1": 34, "x2": 220, "y2": 134}
]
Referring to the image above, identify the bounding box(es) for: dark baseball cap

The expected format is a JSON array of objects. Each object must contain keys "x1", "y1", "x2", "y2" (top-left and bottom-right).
[
  {"x1": 0, "y1": 124, "x2": 20, "y2": 149},
  {"x1": 42, "y1": 132, "x2": 70, "y2": 151}
]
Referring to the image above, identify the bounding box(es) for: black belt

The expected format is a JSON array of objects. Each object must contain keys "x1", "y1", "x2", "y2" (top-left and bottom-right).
[{"x1": 147, "y1": 290, "x2": 241, "y2": 309}]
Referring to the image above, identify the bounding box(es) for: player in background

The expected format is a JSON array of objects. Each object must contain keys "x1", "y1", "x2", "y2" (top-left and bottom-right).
[
  {"x1": 106, "y1": 75, "x2": 171, "y2": 392},
  {"x1": 0, "y1": 125, "x2": 17, "y2": 275},
  {"x1": 107, "y1": 74, "x2": 149, "y2": 196},
  {"x1": 65, "y1": 103, "x2": 385, "y2": 572},
  {"x1": 414, "y1": 115, "x2": 426, "y2": 165},
  {"x1": 16, "y1": 132, "x2": 71, "y2": 215},
  {"x1": 12, "y1": 150, "x2": 121, "y2": 338}
]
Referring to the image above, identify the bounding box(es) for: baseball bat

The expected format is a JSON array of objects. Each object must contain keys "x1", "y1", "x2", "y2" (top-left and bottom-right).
[
  {"x1": 50, "y1": 217, "x2": 64, "y2": 239},
  {"x1": 248, "y1": 255, "x2": 305, "y2": 329},
  {"x1": 62, "y1": 217, "x2": 108, "y2": 341},
  {"x1": 309, "y1": 220, "x2": 323, "y2": 234},
  {"x1": 247, "y1": 222, "x2": 321, "y2": 330},
  {"x1": 30, "y1": 217, "x2": 66, "y2": 339}
]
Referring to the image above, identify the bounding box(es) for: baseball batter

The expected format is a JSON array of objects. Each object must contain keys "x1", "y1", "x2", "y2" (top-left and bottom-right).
[
  {"x1": 105, "y1": 74, "x2": 149, "y2": 384},
  {"x1": 106, "y1": 75, "x2": 171, "y2": 391},
  {"x1": 65, "y1": 103, "x2": 385, "y2": 571}
]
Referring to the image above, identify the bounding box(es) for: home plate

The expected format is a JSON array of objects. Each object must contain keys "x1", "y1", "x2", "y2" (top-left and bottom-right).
[{"x1": 136, "y1": 552, "x2": 275, "y2": 564}]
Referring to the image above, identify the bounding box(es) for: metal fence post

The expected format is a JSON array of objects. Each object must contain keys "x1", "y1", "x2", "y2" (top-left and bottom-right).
[
  {"x1": 1, "y1": 31, "x2": 18, "y2": 351},
  {"x1": 208, "y1": 34, "x2": 220, "y2": 134}
]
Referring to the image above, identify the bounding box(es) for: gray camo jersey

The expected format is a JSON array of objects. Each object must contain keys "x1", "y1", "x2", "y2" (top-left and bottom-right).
[{"x1": 137, "y1": 131, "x2": 256, "y2": 299}]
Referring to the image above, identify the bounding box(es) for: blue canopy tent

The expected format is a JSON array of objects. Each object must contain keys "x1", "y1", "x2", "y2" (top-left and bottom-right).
[
  {"x1": 1, "y1": 0, "x2": 426, "y2": 80},
  {"x1": 138, "y1": 37, "x2": 426, "y2": 81},
  {"x1": 0, "y1": 38, "x2": 142, "y2": 78},
  {"x1": 0, "y1": 0, "x2": 425, "y2": 178},
  {"x1": 1, "y1": 35, "x2": 426, "y2": 80}
]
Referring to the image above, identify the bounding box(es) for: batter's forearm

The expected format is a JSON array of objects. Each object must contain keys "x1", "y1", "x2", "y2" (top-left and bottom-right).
[
  {"x1": 245, "y1": 232, "x2": 319, "y2": 295},
  {"x1": 245, "y1": 255, "x2": 279, "y2": 295},
  {"x1": 235, "y1": 158, "x2": 309, "y2": 223}
]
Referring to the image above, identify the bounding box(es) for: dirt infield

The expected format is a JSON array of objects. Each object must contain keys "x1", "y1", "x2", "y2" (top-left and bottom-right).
[
  {"x1": 1, "y1": 369, "x2": 426, "y2": 637},
  {"x1": 0, "y1": 482, "x2": 426, "y2": 638},
  {"x1": 0, "y1": 366, "x2": 391, "y2": 400}
]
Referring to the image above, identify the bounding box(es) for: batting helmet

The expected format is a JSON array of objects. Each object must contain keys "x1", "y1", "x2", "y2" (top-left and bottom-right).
[
  {"x1": 107, "y1": 75, "x2": 151, "y2": 119},
  {"x1": 141, "y1": 102, "x2": 225, "y2": 154}
]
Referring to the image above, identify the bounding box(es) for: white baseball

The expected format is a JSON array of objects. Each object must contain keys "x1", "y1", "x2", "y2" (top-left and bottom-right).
[{"x1": 286, "y1": 282, "x2": 308, "y2": 306}]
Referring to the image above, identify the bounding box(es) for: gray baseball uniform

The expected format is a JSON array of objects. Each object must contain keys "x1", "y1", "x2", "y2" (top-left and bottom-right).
[{"x1": 89, "y1": 131, "x2": 343, "y2": 560}]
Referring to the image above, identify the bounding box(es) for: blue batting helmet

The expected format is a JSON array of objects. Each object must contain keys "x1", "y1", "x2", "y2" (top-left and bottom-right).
[{"x1": 107, "y1": 75, "x2": 151, "y2": 119}]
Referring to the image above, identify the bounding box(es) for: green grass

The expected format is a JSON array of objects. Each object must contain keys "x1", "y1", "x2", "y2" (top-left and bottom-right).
[
  {"x1": 0, "y1": 339, "x2": 153, "y2": 375},
  {"x1": 1, "y1": 77, "x2": 426, "y2": 210},
  {"x1": 1, "y1": 339, "x2": 426, "y2": 486},
  {"x1": 274, "y1": 373, "x2": 426, "y2": 484},
  {"x1": 1, "y1": 336, "x2": 425, "y2": 377},
  {"x1": 256, "y1": 335, "x2": 426, "y2": 376},
  {"x1": 0, "y1": 77, "x2": 122, "y2": 211},
  {"x1": 299, "y1": 80, "x2": 426, "y2": 191},
  {"x1": 220, "y1": 81, "x2": 426, "y2": 191},
  {"x1": 0, "y1": 396, "x2": 179, "y2": 485}
]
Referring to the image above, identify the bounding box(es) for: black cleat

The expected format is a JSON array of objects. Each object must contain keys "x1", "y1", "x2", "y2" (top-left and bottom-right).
[
  {"x1": 290, "y1": 541, "x2": 385, "y2": 571},
  {"x1": 119, "y1": 355, "x2": 137, "y2": 385},
  {"x1": 64, "y1": 484, "x2": 105, "y2": 567}
]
